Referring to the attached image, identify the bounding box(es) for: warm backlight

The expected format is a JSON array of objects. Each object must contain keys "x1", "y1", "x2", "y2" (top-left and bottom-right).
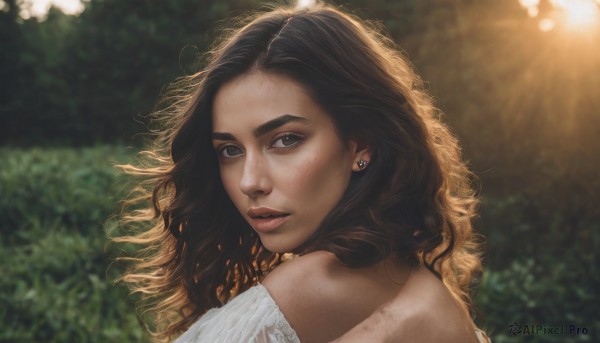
[
  {"x1": 519, "y1": 0, "x2": 600, "y2": 31},
  {"x1": 555, "y1": 0, "x2": 600, "y2": 28}
]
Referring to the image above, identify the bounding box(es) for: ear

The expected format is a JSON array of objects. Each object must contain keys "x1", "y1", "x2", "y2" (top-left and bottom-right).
[{"x1": 350, "y1": 140, "x2": 372, "y2": 172}]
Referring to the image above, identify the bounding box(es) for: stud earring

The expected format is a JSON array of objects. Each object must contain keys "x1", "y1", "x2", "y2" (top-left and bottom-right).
[{"x1": 357, "y1": 159, "x2": 368, "y2": 169}]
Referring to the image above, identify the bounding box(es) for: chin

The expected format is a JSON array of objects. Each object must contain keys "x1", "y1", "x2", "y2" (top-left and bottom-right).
[{"x1": 259, "y1": 237, "x2": 301, "y2": 254}]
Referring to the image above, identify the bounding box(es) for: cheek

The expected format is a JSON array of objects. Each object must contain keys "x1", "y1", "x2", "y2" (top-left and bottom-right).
[{"x1": 278, "y1": 149, "x2": 352, "y2": 208}]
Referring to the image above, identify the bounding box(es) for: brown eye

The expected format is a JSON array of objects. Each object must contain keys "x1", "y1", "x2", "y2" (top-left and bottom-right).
[
  {"x1": 271, "y1": 134, "x2": 303, "y2": 149},
  {"x1": 220, "y1": 145, "x2": 243, "y2": 158}
]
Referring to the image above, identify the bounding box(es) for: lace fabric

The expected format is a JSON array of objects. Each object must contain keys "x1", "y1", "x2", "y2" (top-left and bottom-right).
[{"x1": 173, "y1": 284, "x2": 300, "y2": 343}]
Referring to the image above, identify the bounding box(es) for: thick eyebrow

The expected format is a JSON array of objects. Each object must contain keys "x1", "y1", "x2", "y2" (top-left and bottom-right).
[
  {"x1": 211, "y1": 132, "x2": 236, "y2": 141},
  {"x1": 253, "y1": 114, "x2": 309, "y2": 137},
  {"x1": 212, "y1": 114, "x2": 309, "y2": 141}
]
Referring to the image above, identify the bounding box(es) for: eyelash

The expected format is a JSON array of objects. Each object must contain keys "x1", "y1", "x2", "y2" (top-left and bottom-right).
[
  {"x1": 271, "y1": 132, "x2": 304, "y2": 150},
  {"x1": 219, "y1": 145, "x2": 243, "y2": 158},
  {"x1": 217, "y1": 132, "x2": 305, "y2": 159}
]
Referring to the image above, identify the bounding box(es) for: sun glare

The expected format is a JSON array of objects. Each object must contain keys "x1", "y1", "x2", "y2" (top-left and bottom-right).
[
  {"x1": 519, "y1": 0, "x2": 600, "y2": 31},
  {"x1": 519, "y1": 0, "x2": 540, "y2": 7},
  {"x1": 19, "y1": 0, "x2": 84, "y2": 19},
  {"x1": 528, "y1": 6, "x2": 540, "y2": 17},
  {"x1": 554, "y1": 0, "x2": 600, "y2": 27},
  {"x1": 296, "y1": 0, "x2": 316, "y2": 10},
  {"x1": 539, "y1": 18, "x2": 557, "y2": 31}
]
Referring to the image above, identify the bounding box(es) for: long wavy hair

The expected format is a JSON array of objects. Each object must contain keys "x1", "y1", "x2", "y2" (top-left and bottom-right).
[{"x1": 115, "y1": 3, "x2": 482, "y2": 342}]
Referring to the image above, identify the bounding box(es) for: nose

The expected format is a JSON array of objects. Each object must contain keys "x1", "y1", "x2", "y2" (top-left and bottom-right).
[{"x1": 239, "y1": 152, "x2": 272, "y2": 198}]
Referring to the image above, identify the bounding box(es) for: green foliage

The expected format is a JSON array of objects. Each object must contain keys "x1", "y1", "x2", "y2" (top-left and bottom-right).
[
  {"x1": 476, "y1": 258, "x2": 598, "y2": 343},
  {"x1": 1, "y1": 0, "x2": 265, "y2": 145},
  {"x1": 473, "y1": 194, "x2": 599, "y2": 342},
  {"x1": 0, "y1": 147, "x2": 147, "y2": 343}
]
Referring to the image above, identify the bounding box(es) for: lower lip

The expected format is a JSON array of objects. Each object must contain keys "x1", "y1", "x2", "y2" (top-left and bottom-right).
[{"x1": 250, "y1": 215, "x2": 290, "y2": 233}]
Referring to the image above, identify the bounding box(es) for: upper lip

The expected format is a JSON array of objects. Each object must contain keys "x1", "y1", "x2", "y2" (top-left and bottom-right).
[{"x1": 247, "y1": 207, "x2": 290, "y2": 218}]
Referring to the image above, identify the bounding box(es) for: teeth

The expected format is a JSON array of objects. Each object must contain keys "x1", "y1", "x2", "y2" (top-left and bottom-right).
[{"x1": 259, "y1": 214, "x2": 272, "y2": 218}]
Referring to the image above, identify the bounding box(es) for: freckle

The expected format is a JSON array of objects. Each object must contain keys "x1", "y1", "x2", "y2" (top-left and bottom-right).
[{"x1": 360, "y1": 321, "x2": 374, "y2": 333}]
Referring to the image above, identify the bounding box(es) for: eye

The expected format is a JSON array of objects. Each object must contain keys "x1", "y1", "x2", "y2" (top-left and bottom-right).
[
  {"x1": 271, "y1": 133, "x2": 304, "y2": 149},
  {"x1": 219, "y1": 145, "x2": 243, "y2": 158}
]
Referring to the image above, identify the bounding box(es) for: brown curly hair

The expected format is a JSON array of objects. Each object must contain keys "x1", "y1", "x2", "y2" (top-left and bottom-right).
[{"x1": 114, "y1": 3, "x2": 482, "y2": 342}]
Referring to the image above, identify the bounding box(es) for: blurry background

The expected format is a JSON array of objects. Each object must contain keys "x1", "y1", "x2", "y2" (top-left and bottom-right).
[{"x1": 1, "y1": 0, "x2": 598, "y2": 342}]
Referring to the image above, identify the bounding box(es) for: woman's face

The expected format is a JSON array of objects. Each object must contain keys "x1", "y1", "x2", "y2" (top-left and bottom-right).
[{"x1": 212, "y1": 71, "x2": 366, "y2": 253}]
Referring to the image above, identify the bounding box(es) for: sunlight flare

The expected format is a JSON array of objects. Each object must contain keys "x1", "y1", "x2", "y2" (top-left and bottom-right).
[
  {"x1": 519, "y1": 0, "x2": 540, "y2": 7},
  {"x1": 554, "y1": 0, "x2": 600, "y2": 28},
  {"x1": 19, "y1": 0, "x2": 83, "y2": 19},
  {"x1": 538, "y1": 18, "x2": 557, "y2": 31},
  {"x1": 296, "y1": 0, "x2": 316, "y2": 10},
  {"x1": 519, "y1": 0, "x2": 599, "y2": 31},
  {"x1": 528, "y1": 6, "x2": 540, "y2": 17}
]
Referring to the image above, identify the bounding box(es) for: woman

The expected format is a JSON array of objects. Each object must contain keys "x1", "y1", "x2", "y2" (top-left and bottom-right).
[{"x1": 116, "y1": 3, "x2": 488, "y2": 343}]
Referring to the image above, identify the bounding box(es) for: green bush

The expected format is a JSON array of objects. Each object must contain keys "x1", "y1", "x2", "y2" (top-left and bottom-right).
[
  {"x1": 476, "y1": 258, "x2": 597, "y2": 343},
  {"x1": 474, "y1": 195, "x2": 599, "y2": 342},
  {"x1": 0, "y1": 146, "x2": 147, "y2": 343}
]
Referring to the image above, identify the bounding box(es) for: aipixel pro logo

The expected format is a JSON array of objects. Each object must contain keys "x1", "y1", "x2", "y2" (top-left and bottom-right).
[{"x1": 509, "y1": 322, "x2": 589, "y2": 336}]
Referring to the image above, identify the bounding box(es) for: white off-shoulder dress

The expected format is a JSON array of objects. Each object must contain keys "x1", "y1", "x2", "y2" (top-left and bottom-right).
[
  {"x1": 174, "y1": 283, "x2": 300, "y2": 343},
  {"x1": 174, "y1": 283, "x2": 491, "y2": 343}
]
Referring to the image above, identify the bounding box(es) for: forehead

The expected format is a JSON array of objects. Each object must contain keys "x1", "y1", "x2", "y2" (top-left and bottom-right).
[{"x1": 212, "y1": 71, "x2": 328, "y2": 132}]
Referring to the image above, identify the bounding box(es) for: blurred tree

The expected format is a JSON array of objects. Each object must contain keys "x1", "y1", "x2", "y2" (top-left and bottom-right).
[
  {"x1": 0, "y1": 0, "x2": 25, "y2": 136},
  {"x1": 1, "y1": 0, "x2": 264, "y2": 145},
  {"x1": 15, "y1": 7, "x2": 79, "y2": 145}
]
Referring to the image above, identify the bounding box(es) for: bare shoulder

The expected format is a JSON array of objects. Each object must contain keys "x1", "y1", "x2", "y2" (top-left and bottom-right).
[
  {"x1": 261, "y1": 251, "x2": 362, "y2": 343},
  {"x1": 333, "y1": 266, "x2": 479, "y2": 343},
  {"x1": 262, "y1": 254, "x2": 479, "y2": 343},
  {"x1": 262, "y1": 251, "x2": 341, "y2": 301},
  {"x1": 410, "y1": 268, "x2": 479, "y2": 342},
  {"x1": 262, "y1": 250, "x2": 339, "y2": 288}
]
